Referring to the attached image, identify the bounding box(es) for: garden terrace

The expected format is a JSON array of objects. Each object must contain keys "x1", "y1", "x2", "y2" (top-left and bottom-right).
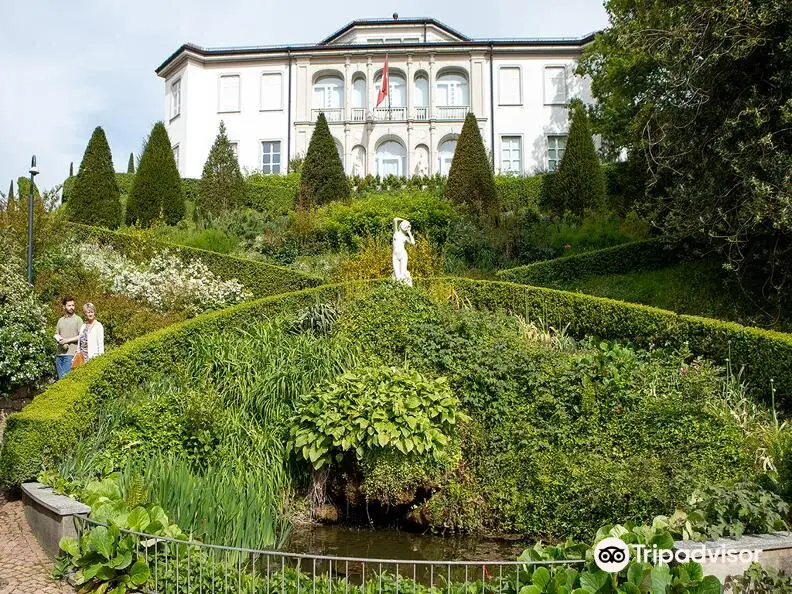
[{"x1": 4, "y1": 278, "x2": 792, "y2": 491}]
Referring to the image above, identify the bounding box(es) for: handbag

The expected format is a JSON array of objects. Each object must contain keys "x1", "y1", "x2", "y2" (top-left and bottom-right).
[{"x1": 71, "y1": 351, "x2": 86, "y2": 369}]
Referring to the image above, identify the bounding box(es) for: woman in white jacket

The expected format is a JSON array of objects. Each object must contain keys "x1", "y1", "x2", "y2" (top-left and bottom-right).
[{"x1": 77, "y1": 302, "x2": 105, "y2": 361}]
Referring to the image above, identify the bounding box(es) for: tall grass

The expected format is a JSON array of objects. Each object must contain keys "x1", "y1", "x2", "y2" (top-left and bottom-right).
[
  {"x1": 186, "y1": 316, "x2": 365, "y2": 426},
  {"x1": 120, "y1": 451, "x2": 292, "y2": 550}
]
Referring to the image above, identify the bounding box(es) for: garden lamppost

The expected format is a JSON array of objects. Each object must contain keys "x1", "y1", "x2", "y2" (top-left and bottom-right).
[{"x1": 27, "y1": 155, "x2": 38, "y2": 284}]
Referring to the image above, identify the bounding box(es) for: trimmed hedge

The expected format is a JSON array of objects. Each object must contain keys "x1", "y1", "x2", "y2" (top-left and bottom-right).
[
  {"x1": 494, "y1": 175, "x2": 545, "y2": 213},
  {"x1": 446, "y1": 278, "x2": 792, "y2": 405},
  {"x1": 66, "y1": 222, "x2": 322, "y2": 298},
  {"x1": 4, "y1": 276, "x2": 792, "y2": 486},
  {"x1": 496, "y1": 238, "x2": 684, "y2": 288},
  {"x1": 245, "y1": 173, "x2": 300, "y2": 214},
  {"x1": 0, "y1": 284, "x2": 351, "y2": 486}
]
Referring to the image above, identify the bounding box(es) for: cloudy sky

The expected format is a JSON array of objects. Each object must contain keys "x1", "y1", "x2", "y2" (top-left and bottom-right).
[{"x1": 0, "y1": 0, "x2": 609, "y2": 193}]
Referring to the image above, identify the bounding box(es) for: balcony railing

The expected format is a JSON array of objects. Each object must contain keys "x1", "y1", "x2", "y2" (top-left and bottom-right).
[
  {"x1": 372, "y1": 106, "x2": 407, "y2": 121},
  {"x1": 435, "y1": 105, "x2": 469, "y2": 120},
  {"x1": 309, "y1": 105, "x2": 469, "y2": 123},
  {"x1": 312, "y1": 108, "x2": 343, "y2": 122}
]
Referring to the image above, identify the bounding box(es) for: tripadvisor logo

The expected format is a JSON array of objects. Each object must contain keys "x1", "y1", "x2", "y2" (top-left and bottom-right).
[
  {"x1": 594, "y1": 536, "x2": 761, "y2": 573},
  {"x1": 594, "y1": 537, "x2": 630, "y2": 573}
]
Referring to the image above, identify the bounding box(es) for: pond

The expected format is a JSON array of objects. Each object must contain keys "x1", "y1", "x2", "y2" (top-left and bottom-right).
[{"x1": 283, "y1": 523, "x2": 528, "y2": 561}]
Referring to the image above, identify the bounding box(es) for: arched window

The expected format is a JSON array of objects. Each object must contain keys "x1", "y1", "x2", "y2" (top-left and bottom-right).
[
  {"x1": 375, "y1": 140, "x2": 406, "y2": 177},
  {"x1": 352, "y1": 77, "x2": 366, "y2": 108},
  {"x1": 313, "y1": 75, "x2": 344, "y2": 109},
  {"x1": 375, "y1": 73, "x2": 406, "y2": 107},
  {"x1": 438, "y1": 139, "x2": 457, "y2": 176},
  {"x1": 435, "y1": 73, "x2": 469, "y2": 106},
  {"x1": 415, "y1": 76, "x2": 429, "y2": 107},
  {"x1": 334, "y1": 139, "x2": 344, "y2": 168}
]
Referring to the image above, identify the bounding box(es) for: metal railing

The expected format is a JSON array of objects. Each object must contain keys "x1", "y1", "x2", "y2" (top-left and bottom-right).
[
  {"x1": 372, "y1": 106, "x2": 407, "y2": 121},
  {"x1": 435, "y1": 106, "x2": 469, "y2": 120},
  {"x1": 74, "y1": 516, "x2": 585, "y2": 594},
  {"x1": 312, "y1": 108, "x2": 343, "y2": 122}
]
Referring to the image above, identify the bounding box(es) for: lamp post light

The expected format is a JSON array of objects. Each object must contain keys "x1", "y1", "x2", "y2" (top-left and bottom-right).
[{"x1": 27, "y1": 155, "x2": 39, "y2": 284}]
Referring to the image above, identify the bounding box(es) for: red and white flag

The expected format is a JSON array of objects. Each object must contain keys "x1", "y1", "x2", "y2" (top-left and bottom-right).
[{"x1": 376, "y1": 55, "x2": 389, "y2": 107}]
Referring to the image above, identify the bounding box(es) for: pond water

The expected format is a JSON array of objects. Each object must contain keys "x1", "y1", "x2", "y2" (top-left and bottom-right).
[{"x1": 283, "y1": 524, "x2": 528, "y2": 561}]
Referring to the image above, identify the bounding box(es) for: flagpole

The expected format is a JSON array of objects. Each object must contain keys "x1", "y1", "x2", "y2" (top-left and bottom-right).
[{"x1": 387, "y1": 53, "x2": 392, "y2": 121}]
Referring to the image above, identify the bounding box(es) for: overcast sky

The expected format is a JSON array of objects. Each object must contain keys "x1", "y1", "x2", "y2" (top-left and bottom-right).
[{"x1": 0, "y1": 1, "x2": 609, "y2": 192}]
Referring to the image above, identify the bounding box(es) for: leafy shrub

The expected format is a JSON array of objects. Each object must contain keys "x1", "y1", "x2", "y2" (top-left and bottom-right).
[
  {"x1": 494, "y1": 174, "x2": 544, "y2": 214},
  {"x1": 67, "y1": 222, "x2": 321, "y2": 299},
  {"x1": 290, "y1": 365, "x2": 466, "y2": 469},
  {"x1": 316, "y1": 191, "x2": 456, "y2": 249},
  {"x1": 73, "y1": 242, "x2": 250, "y2": 315},
  {"x1": 245, "y1": 172, "x2": 300, "y2": 214},
  {"x1": 335, "y1": 283, "x2": 442, "y2": 357},
  {"x1": 669, "y1": 479, "x2": 789, "y2": 539},
  {"x1": 58, "y1": 475, "x2": 187, "y2": 594},
  {"x1": 0, "y1": 238, "x2": 50, "y2": 396},
  {"x1": 728, "y1": 563, "x2": 792, "y2": 593}
]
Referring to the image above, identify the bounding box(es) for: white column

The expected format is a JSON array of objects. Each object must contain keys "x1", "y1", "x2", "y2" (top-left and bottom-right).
[
  {"x1": 406, "y1": 122, "x2": 412, "y2": 177},
  {"x1": 428, "y1": 53, "x2": 435, "y2": 120},
  {"x1": 406, "y1": 54, "x2": 413, "y2": 120},
  {"x1": 344, "y1": 56, "x2": 351, "y2": 122}
]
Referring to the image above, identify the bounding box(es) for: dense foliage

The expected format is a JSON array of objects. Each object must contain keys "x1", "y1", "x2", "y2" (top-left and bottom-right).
[
  {"x1": 445, "y1": 112, "x2": 497, "y2": 219},
  {"x1": 297, "y1": 113, "x2": 349, "y2": 207},
  {"x1": 197, "y1": 121, "x2": 245, "y2": 219},
  {"x1": 0, "y1": 237, "x2": 50, "y2": 396},
  {"x1": 580, "y1": 0, "x2": 792, "y2": 312},
  {"x1": 549, "y1": 101, "x2": 607, "y2": 217},
  {"x1": 67, "y1": 126, "x2": 123, "y2": 229},
  {"x1": 126, "y1": 122, "x2": 184, "y2": 226},
  {"x1": 291, "y1": 365, "x2": 465, "y2": 469}
]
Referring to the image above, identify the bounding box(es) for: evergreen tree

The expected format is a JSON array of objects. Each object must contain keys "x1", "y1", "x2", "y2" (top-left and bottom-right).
[
  {"x1": 67, "y1": 126, "x2": 122, "y2": 229},
  {"x1": 7, "y1": 180, "x2": 13, "y2": 201},
  {"x1": 296, "y1": 113, "x2": 349, "y2": 207},
  {"x1": 550, "y1": 101, "x2": 606, "y2": 217},
  {"x1": 126, "y1": 122, "x2": 184, "y2": 226},
  {"x1": 69, "y1": 162, "x2": 74, "y2": 177},
  {"x1": 127, "y1": 152, "x2": 135, "y2": 174},
  {"x1": 198, "y1": 121, "x2": 245, "y2": 218},
  {"x1": 444, "y1": 112, "x2": 497, "y2": 218}
]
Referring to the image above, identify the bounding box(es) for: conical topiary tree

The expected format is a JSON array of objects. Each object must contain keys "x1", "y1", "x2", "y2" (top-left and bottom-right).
[
  {"x1": 126, "y1": 122, "x2": 184, "y2": 226},
  {"x1": 296, "y1": 112, "x2": 349, "y2": 208},
  {"x1": 69, "y1": 162, "x2": 74, "y2": 177},
  {"x1": 550, "y1": 100, "x2": 606, "y2": 217},
  {"x1": 127, "y1": 152, "x2": 135, "y2": 174},
  {"x1": 444, "y1": 112, "x2": 497, "y2": 218},
  {"x1": 198, "y1": 121, "x2": 245, "y2": 219},
  {"x1": 67, "y1": 126, "x2": 122, "y2": 229}
]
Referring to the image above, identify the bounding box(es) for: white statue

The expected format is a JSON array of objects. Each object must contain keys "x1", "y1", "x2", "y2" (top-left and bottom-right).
[{"x1": 392, "y1": 217, "x2": 415, "y2": 286}]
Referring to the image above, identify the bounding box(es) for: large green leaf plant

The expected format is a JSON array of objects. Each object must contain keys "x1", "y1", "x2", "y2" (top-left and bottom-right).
[{"x1": 58, "y1": 476, "x2": 188, "y2": 594}]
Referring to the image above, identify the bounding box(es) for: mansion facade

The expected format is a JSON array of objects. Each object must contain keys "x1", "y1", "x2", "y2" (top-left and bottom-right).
[{"x1": 156, "y1": 17, "x2": 594, "y2": 179}]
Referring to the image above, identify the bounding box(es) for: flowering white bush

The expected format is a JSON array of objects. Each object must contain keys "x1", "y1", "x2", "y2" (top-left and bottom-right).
[
  {"x1": 74, "y1": 243, "x2": 250, "y2": 315},
  {"x1": 0, "y1": 241, "x2": 50, "y2": 395}
]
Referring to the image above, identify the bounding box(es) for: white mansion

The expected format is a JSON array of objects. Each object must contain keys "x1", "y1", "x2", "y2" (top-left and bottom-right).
[{"x1": 156, "y1": 17, "x2": 594, "y2": 179}]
